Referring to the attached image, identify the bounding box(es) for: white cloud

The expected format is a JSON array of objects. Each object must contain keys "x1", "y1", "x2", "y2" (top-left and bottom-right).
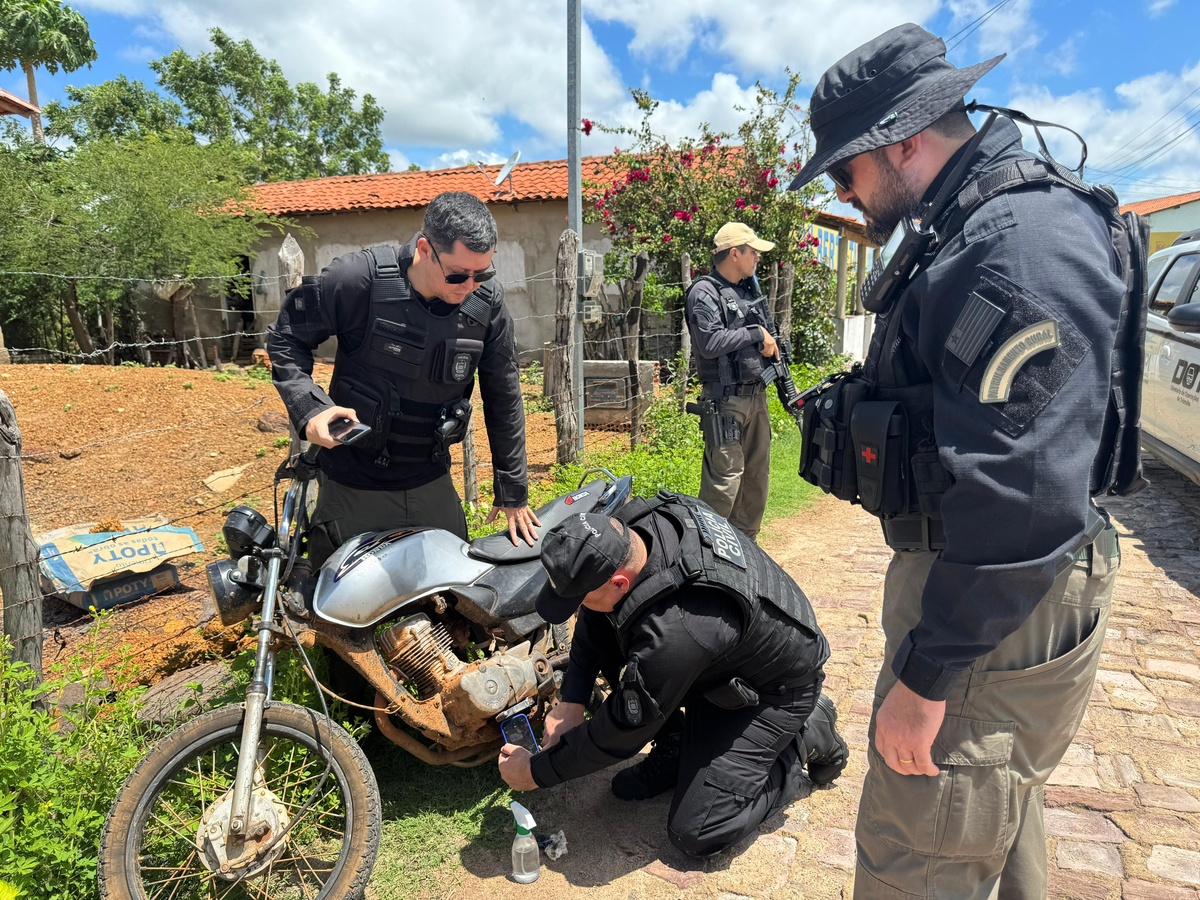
[
  {"x1": 119, "y1": 44, "x2": 159, "y2": 63},
  {"x1": 1006, "y1": 59, "x2": 1200, "y2": 201},
  {"x1": 946, "y1": 0, "x2": 1038, "y2": 61},
  {"x1": 582, "y1": 0, "x2": 940, "y2": 81},
  {"x1": 1047, "y1": 37, "x2": 1078, "y2": 77},
  {"x1": 1148, "y1": 0, "x2": 1177, "y2": 16},
  {"x1": 429, "y1": 149, "x2": 509, "y2": 169}
]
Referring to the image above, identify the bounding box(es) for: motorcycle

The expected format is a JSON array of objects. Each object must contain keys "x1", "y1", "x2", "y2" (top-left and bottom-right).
[{"x1": 98, "y1": 434, "x2": 632, "y2": 899}]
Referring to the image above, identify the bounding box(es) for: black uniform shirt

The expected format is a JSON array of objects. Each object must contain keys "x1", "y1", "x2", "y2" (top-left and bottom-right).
[
  {"x1": 883, "y1": 119, "x2": 1124, "y2": 699},
  {"x1": 529, "y1": 511, "x2": 751, "y2": 789},
  {"x1": 267, "y1": 239, "x2": 529, "y2": 504}
]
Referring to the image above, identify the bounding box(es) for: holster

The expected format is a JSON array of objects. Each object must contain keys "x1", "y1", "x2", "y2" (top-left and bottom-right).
[{"x1": 432, "y1": 397, "x2": 472, "y2": 465}]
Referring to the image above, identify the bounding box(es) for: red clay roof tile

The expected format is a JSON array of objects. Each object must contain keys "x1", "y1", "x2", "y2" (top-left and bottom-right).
[{"x1": 1120, "y1": 190, "x2": 1200, "y2": 217}]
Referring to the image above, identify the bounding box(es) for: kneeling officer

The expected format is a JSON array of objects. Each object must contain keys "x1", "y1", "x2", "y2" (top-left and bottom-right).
[{"x1": 497, "y1": 494, "x2": 847, "y2": 857}]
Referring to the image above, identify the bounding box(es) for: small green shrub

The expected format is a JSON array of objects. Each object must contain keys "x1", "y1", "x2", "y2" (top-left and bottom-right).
[
  {"x1": 0, "y1": 630, "x2": 151, "y2": 899},
  {"x1": 519, "y1": 360, "x2": 543, "y2": 386},
  {"x1": 244, "y1": 365, "x2": 273, "y2": 382},
  {"x1": 182, "y1": 381, "x2": 193, "y2": 390},
  {"x1": 272, "y1": 436, "x2": 290, "y2": 449},
  {"x1": 119, "y1": 360, "x2": 144, "y2": 368},
  {"x1": 256, "y1": 447, "x2": 267, "y2": 458},
  {"x1": 211, "y1": 372, "x2": 234, "y2": 383}
]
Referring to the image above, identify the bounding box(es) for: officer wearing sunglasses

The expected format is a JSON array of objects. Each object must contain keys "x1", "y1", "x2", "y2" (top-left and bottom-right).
[{"x1": 268, "y1": 191, "x2": 539, "y2": 569}]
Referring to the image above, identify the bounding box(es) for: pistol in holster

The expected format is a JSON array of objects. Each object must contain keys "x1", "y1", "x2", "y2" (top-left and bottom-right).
[{"x1": 686, "y1": 398, "x2": 740, "y2": 447}]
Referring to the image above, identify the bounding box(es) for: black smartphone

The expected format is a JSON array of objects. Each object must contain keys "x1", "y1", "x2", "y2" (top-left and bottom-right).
[
  {"x1": 328, "y1": 417, "x2": 372, "y2": 446},
  {"x1": 500, "y1": 713, "x2": 540, "y2": 754}
]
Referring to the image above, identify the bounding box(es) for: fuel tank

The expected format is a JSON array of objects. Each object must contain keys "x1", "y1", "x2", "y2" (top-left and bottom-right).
[{"x1": 313, "y1": 527, "x2": 493, "y2": 627}]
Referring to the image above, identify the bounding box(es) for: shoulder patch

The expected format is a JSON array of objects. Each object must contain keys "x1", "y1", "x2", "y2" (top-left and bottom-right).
[
  {"x1": 959, "y1": 266, "x2": 1090, "y2": 437},
  {"x1": 979, "y1": 320, "x2": 1059, "y2": 403}
]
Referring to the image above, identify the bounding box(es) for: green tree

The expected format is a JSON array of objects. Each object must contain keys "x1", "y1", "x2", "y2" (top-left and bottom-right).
[
  {"x1": 0, "y1": 134, "x2": 288, "y2": 358},
  {"x1": 43, "y1": 75, "x2": 189, "y2": 145},
  {"x1": 585, "y1": 72, "x2": 836, "y2": 364},
  {"x1": 0, "y1": 0, "x2": 97, "y2": 145},
  {"x1": 148, "y1": 28, "x2": 389, "y2": 181}
]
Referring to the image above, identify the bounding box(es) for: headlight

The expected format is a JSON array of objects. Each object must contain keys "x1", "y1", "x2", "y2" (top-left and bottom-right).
[{"x1": 206, "y1": 558, "x2": 260, "y2": 627}]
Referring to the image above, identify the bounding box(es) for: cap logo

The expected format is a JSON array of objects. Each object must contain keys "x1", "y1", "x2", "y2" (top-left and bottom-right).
[{"x1": 577, "y1": 512, "x2": 601, "y2": 538}]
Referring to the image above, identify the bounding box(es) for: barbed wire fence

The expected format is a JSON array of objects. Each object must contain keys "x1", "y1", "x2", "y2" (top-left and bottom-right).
[{"x1": 0, "y1": 230, "x2": 807, "y2": 678}]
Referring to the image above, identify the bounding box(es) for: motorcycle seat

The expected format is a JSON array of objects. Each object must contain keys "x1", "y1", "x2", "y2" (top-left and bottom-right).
[{"x1": 467, "y1": 479, "x2": 609, "y2": 563}]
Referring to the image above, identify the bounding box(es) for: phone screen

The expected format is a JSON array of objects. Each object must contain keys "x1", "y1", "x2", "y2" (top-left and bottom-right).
[
  {"x1": 500, "y1": 714, "x2": 540, "y2": 754},
  {"x1": 329, "y1": 418, "x2": 371, "y2": 445}
]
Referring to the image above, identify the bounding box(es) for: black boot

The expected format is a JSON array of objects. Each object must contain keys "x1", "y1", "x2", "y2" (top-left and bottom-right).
[
  {"x1": 797, "y1": 694, "x2": 848, "y2": 785},
  {"x1": 611, "y1": 730, "x2": 683, "y2": 800}
]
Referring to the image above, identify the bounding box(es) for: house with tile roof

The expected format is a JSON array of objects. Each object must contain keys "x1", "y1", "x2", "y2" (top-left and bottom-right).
[
  {"x1": 0, "y1": 87, "x2": 39, "y2": 118},
  {"x1": 1121, "y1": 190, "x2": 1200, "y2": 254},
  {"x1": 246, "y1": 155, "x2": 621, "y2": 359}
]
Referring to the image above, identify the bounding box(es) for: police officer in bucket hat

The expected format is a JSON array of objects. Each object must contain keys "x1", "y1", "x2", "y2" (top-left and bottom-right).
[{"x1": 791, "y1": 22, "x2": 1143, "y2": 899}]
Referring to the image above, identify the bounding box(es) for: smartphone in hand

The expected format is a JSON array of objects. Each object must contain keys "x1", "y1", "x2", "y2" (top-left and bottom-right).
[
  {"x1": 328, "y1": 417, "x2": 372, "y2": 446},
  {"x1": 500, "y1": 713, "x2": 540, "y2": 754}
]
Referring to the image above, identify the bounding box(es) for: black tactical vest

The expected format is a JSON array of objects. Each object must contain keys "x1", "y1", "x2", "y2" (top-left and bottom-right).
[
  {"x1": 692, "y1": 276, "x2": 766, "y2": 389},
  {"x1": 612, "y1": 493, "x2": 828, "y2": 690},
  {"x1": 327, "y1": 244, "x2": 494, "y2": 468}
]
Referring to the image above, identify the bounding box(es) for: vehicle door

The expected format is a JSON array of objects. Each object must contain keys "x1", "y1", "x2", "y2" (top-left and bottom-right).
[{"x1": 1146, "y1": 249, "x2": 1200, "y2": 461}]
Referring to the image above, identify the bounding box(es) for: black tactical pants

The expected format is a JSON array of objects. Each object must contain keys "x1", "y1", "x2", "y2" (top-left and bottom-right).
[{"x1": 665, "y1": 678, "x2": 822, "y2": 857}]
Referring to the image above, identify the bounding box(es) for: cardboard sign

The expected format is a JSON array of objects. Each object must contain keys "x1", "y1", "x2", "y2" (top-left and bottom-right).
[{"x1": 37, "y1": 516, "x2": 204, "y2": 610}]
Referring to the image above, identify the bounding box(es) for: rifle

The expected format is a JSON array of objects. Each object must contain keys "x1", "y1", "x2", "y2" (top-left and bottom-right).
[{"x1": 745, "y1": 294, "x2": 805, "y2": 430}]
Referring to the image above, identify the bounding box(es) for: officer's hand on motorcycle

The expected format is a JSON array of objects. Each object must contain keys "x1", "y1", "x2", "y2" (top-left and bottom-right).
[
  {"x1": 874, "y1": 680, "x2": 943, "y2": 777},
  {"x1": 541, "y1": 701, "x2": 586, "y2": 750},
  {"x1": 758, "y1": 328, "x2": 779, "y2": 360},
  {"x1": 498, "y1": 744, "x2": 537, "y2": 791},
  {"x1": 486, "y1": 504, "x2": 542, "y2": 546},
  {"x1": 305, "y1": 406, "x2": 361, "y2": 450}
]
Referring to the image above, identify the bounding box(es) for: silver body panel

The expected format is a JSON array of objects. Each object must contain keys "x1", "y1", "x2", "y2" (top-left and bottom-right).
[{"x1": 313, "y1": 528, "x2": 493, "y2": 628}]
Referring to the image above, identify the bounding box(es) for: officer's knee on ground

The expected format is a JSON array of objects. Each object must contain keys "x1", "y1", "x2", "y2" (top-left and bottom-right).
[{"x1": 668, "y1": 822, "x2": 732, "y2": 859}]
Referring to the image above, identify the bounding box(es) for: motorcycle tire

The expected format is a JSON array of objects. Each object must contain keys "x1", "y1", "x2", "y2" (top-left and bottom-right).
[{"x1": 98, "y1": 701, "x2": 380, "y2": 900}]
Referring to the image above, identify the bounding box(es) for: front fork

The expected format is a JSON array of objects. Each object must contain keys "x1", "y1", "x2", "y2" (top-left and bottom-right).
[{"x1": 228, "y1": 547, "x2": 284, "y2": 836}]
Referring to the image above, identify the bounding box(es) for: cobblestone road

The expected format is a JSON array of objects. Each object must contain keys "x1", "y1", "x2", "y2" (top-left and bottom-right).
[{"x1": 455, "y1": 455, "x2": 1200, "y2": 900}]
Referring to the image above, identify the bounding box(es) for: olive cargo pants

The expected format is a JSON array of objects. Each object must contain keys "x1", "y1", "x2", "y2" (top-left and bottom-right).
[
  {"x1": 698, "y1": 388, "x2": 771, "y2": 541},
  {"x1": 854, "y1": 526, "x2": 1119, "y2": 899}
]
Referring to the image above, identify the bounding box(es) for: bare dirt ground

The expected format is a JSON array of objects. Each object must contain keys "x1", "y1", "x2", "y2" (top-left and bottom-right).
[{"x1": 0, "y1": 362, "x2": 574, "y2": 680}]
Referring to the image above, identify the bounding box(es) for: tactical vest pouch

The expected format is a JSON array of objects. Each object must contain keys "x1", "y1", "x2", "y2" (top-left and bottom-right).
[
  {"x1": 329, "y1": 376, "x2": 387, "y2": 455},
  {"x1": 911, "y1": 450, "x2": 955, "y2": 517},
  {"x1": 799, "y1": 376, "x2": 871, "y2": 502},
  {"x1": 703, "y1": 676, "x2": 760, "y2": 710},
  {"x1": 368, "y1": 318, "x2": 425, "y2": 380},
  {"x1": 850, "y1": 401, "x2": 908, "y2": 517},
  {"x1": 434, "y1": 337, "x2": 483, "y2": 384}
]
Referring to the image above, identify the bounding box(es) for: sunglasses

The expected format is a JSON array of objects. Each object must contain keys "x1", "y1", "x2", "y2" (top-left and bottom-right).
[
  {"x1": 427, "y1": 240, "x2": 496, "y2": 285},
  {"x1": 828, "y1": 165, "x2": 852, "y2": 193}
]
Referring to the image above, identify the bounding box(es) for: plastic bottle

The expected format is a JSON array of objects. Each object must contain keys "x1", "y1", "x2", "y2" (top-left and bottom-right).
[{"x1": 510, "y1": 801, "x2": 540, "y2": 883}]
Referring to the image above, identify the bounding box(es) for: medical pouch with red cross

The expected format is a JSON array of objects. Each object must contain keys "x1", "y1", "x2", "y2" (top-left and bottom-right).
[{"x1": 849, "y1": 400, "x2": 909, "y2": 518}]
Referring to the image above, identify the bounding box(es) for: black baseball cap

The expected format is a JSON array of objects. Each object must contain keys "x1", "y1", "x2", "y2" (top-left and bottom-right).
[
  {"x1": 534, "y1": 512, "x2": 631, "y2": 625},
  {"x1": 789, "y1": 23, "x2": 1004, "y2": 190}
]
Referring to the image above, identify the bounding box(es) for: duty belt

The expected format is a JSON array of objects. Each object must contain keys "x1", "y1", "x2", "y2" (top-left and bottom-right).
[{"x1": 704, "y1": 382, "x2": 764, "y2": 399}]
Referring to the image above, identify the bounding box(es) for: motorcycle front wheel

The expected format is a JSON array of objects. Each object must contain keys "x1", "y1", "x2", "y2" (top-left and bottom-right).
[{"x1": 99, "y1": 701, "x2": 380, "y2": 900}]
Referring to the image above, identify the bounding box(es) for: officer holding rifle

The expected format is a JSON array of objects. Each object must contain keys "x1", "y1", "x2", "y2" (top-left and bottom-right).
[{"x1": 684, "y1": 223, "x2": 781, "y2": 541}]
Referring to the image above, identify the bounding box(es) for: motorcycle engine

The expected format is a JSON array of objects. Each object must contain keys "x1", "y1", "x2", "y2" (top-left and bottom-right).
[{"x1": 378, "y1": 613, "x2": 550, "y2": 726}]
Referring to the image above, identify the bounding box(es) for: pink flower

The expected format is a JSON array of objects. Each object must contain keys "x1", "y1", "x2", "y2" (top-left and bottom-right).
[
  {"x1": 690, "y1": 205, "x2": 698, "y2": 213},
  {"x1": 662, "y1": 234, "x2": 673, "y2": 243},
  {"x1": 750, "y1": 204, "x2": 760, "y2": 211},
  {"x1": 680, "y1": 151, "x2": 694, "y2": 167},
  {"x1": 673, "y1": 210, "x2": 693, "y2": 222},
  {"x1": 734, "y1": 197, "x2": 747, "y2": 210},
  {"x1": 581, "y1": 118, "x2": 594, "y2": 136},
  {"x1": 767, "y1": 176, "x2": 779, "y2": 189}
]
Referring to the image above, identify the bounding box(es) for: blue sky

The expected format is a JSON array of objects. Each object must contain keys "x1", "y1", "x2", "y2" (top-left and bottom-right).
[{"x1": 4, "y1": 0, "x2": 1197, "y2": 201}]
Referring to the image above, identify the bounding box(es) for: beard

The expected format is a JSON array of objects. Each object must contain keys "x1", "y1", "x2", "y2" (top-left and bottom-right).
[{"x1": 861, "y1": 151, "x2": 924, "y2": 246}]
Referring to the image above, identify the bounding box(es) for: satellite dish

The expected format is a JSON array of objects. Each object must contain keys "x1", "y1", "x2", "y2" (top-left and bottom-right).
[{"x1": 494, "y1": 150, "x2": 520, "y2": 188}]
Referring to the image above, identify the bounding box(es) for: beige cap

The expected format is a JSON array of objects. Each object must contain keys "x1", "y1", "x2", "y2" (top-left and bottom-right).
[{"x1": 713, "y1": 222, "x2": 775, "y2": 253}]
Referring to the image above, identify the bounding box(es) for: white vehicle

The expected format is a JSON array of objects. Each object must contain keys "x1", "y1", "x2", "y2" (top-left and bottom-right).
[{"x1": 1141, "y1": 237, "x2": 1200, "y2": 486}]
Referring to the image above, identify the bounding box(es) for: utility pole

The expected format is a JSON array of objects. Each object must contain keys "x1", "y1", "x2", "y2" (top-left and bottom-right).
[{"x1": 567, "y1": 0, "x2": 585, "y2": 454}]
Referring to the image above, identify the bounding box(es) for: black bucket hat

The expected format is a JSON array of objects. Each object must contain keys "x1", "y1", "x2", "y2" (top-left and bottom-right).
[{"x1": 789, "y1": 23, "x2": 1004, "y2": 190}]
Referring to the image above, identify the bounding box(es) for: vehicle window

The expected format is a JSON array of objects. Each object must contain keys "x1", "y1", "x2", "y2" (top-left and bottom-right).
[
  {"x1": 1147, "y1": 255, "x2": 1169, "y2": 293},
  {"x1": 1151, "y1": 254, "x2": 1200, "y2": 313}
]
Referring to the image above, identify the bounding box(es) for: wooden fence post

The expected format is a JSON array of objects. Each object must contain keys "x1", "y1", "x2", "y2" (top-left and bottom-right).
[
  {"x1": 553, "y1": 230, "x2": 580, "y2": 465},
  {"x1": 462, "y1": 421, "x2": 479, "y2": 510},
  {"x1": 0, "y1": 391, "x2": 43, "y2": 679},
  {"x1": 778, "y1": 262, "x2": 795, "y2": 344},
  {"x1": 677, "y1": 253, "x2": 693, "y2": 412},
  {"x1": 626, "y1": 253, "x2": 649, "y2": 450}
]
